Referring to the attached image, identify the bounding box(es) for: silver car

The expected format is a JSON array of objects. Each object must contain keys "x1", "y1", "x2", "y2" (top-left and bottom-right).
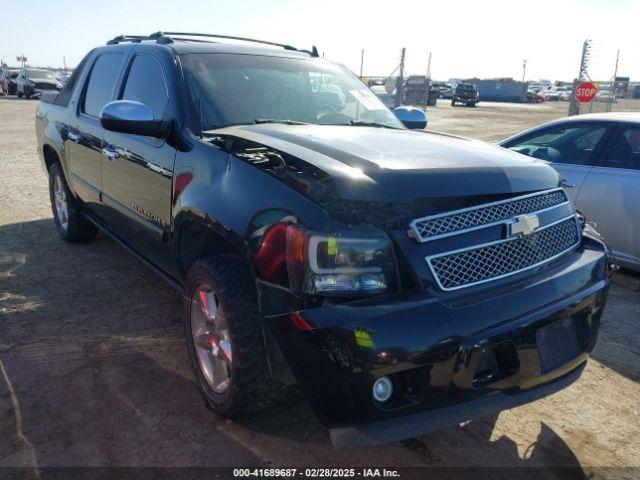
[{"x1": 500, "y1": 113, "x2": 640, "y2": 270}]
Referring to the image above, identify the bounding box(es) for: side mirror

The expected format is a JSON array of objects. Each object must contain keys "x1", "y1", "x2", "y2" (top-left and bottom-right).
[
  {"x1": 393, "y1": 106, "x2": 427, "y2": 130},
  {"x1": 99, "y1": 100, "x2": 169, "y2": 138}
]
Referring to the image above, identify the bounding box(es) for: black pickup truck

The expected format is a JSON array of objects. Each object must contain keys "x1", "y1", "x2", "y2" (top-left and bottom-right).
[
  {"x1": 451, "y1": 82, "x2": 480, "y2": 107},
  {"x1": 36, "y1": 32, "x2": 611, "y2": 448}
]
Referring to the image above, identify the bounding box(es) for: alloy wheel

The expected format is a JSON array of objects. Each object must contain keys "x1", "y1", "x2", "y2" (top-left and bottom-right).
[
  {"x1": 190, "y1": 286, "x2": 233, "y2": 393},
  {"x1": 53, "y1": 175, "x2": 69, "y2": 231}
]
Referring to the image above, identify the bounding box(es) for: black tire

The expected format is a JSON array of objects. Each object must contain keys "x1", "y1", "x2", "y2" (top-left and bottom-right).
[
  {"x1": 24, "y1": 87, "x2": 31, "y2": 100},
  {"x1": 183, "y1": 254, "x2": 270, "y2": 418},
  {"x1": 48, "y1": 162, "x2": 98, "y2": 242},
  {"x1": 17, "y1": 89, "x2": 23, "y2": 98}
]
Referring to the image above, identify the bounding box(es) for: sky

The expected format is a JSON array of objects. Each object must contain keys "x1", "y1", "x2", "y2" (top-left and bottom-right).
[{"x1": 2, "y1": 0, "x2": 640, "y2": 81}]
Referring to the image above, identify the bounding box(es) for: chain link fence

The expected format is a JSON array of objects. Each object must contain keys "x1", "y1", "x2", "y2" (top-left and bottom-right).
[{"x1": 574, "y1": 79, "x2": 640, "y2": 114}]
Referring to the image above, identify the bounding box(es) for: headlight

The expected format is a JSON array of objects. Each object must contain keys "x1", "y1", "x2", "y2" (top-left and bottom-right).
[
  {"x1": 253, "y1": 223, "x2": 397, "y2": 296},
  {"x1": 286, "y1": 225, "x2": 396, "y2": 295}
]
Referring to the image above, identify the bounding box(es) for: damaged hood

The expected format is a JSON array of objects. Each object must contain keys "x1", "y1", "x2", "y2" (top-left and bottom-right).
[{"x1": 216, "y1": 124, "x2": 559, "y2": 203}]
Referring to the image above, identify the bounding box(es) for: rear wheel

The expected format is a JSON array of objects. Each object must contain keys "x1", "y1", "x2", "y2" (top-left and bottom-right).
[
  {"x1": 183, "y1": 255, "x2": 270, "y2": 418},
  {"x1": 48, "y1": 163, "x2": 98, "y2": 242}
]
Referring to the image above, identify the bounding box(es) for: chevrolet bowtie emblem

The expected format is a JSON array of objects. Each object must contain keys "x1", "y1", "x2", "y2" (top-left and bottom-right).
[{"x1": 509, "y1": 214, "x2": 540, "y2": 237}]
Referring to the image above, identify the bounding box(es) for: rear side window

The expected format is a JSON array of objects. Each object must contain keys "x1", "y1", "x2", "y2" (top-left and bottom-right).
[
  {"x1": 121, "y1": 55, "x2": 169, "y2": 120},
  {"x1": 605, "y1": 127, "x2": 640, "y2": 170},
  {"x1": 82, "y1": 53, "x2": 124, "y2": 117}
]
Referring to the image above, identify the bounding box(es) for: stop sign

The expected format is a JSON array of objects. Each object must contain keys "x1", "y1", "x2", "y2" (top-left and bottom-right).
[{"x1": 575, "y1": 82, "x2": 597, "y2": 103}]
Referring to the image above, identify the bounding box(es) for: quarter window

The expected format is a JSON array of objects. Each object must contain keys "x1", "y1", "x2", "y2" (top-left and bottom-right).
[
  {"x1": 606, "y1": 127, "x2": 640, "y2": 170},
  {"x1": 507, "y1": 125, "x2": 606, "y2": 166},
  {"x1": 82, "y1": 54, "x2": 124, "y2": 117},
  {"x1": 121, "y1": 55, "x2": 169, "y2": 120}
]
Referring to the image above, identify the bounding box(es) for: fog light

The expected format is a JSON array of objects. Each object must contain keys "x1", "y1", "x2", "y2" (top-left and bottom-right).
[{"x1": 372, "y1": 376, "x2": 393, "y2": 403}]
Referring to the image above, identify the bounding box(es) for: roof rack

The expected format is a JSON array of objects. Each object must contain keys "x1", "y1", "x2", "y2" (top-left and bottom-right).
[{"x1": 106, "y1": 31, "x2": 319, "y2": 57}]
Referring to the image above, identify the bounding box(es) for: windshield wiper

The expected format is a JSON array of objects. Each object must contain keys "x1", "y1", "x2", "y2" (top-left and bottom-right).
[
  {"x1": 327, "y1": 120, "x2": 402, "y2": 130},
  {"x1": 253, "y1": 118, "x2": 309, "y2": 125}
]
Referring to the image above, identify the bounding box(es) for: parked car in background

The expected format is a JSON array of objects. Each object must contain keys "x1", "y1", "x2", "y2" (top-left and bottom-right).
[
  {"x1": 431, "y1": 81, "x2": 453, "y2": 99},
  {"x1": 526, "y1": 90, "x2": 545, "y2": 103},
  {"x1": 501, "y1": 112, "x2": 640, "y2": 270},
  {"x1": 437, "y1": 87, "x2": 453, "y2": 99},
  {"x1": 541, "y1": 88, "x2": 562, "y2": 101},
  {"x1": 0, "y1": 67, "x2": 19, "y2": 95},
  {"x1": 451, "y1": 82, "x2": 479, "y2": 107},
  {"x1": 35, "y1": 32, "x2": 610, "y2": 448},
  {"x1": 57, "y1": 74, "x2": 71, "y2": 87},
  {"x1": 633, "y1": 85, "x2": 640, "y2": 99},
  {"x1": 16, "y1": 68, "x2": 62, "y2": 99},
  {"x1": 595, "y1": 90, "x2": 615, "y2": 103},
  {"x1": 557, "y1": 86, "x2": 573, "y2": 101}
]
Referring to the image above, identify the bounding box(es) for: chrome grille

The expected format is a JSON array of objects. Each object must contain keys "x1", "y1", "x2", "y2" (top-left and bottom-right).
[
  {"x1": 411, "y1": 189, "x2": 569, "y2": 242},
  {"x1": 427, "y1": 216, "x2": 581, "y2": 291}
]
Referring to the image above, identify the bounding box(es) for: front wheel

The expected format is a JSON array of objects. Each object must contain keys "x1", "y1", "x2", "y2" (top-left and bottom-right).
[
  {"x1": 48, "y1": 163, "x2": 98, "y2": 242},
  {"x1": 183, "y1": 255, "x2": 270, "y2": 418}
]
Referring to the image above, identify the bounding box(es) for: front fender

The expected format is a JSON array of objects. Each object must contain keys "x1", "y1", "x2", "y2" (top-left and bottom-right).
[{"x1": 171, "y1": 138, "x2": 333, "y2": 277}]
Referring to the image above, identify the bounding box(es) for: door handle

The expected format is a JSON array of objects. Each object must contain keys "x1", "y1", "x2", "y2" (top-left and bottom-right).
[
  {"x1": 560, "y1": 179, "x2": 576, "y2": 188},
  {"x1": 101, "y1": 146, "x2": 120, "y2": 161},
  {"x1": 68, "y1": 131, "x2": 81, "y2": 143}
]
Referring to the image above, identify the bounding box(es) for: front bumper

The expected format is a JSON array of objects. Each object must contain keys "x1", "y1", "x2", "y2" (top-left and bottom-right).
[
  {"x1": 265, "y1": 235, "x2": 609, "y2": 444},
  {"x1": 331, "y1": 361, "x2": 585, "y2": 448}
]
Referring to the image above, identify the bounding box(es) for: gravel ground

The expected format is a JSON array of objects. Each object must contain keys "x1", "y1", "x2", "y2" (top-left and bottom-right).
[{"x1": 0, "y1": 97, "x2": 638, "y2": 478}]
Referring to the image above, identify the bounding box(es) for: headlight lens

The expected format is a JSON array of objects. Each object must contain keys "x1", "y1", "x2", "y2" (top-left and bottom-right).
[{"x1": 286, "y1": 226, "x2": 396, "y2": 295}]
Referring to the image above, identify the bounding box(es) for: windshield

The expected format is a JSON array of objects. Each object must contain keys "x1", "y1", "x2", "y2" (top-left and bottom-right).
[
  {"x1": 27, "y1": 69, "x2": 54, "y2": 79},
  {"x1": 180, "y1": 54, "x2": 404, "y2": 131}
]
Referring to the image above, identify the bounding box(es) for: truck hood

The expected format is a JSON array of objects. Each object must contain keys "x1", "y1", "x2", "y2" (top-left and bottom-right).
[{"x1": 217, "y1": 124, "x2": 559, "y2": 203}]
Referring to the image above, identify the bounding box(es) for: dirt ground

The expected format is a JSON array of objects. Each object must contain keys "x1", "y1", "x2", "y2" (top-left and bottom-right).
[{"x1": 0, "y1": 97, "x2": 638, "y2": 478}]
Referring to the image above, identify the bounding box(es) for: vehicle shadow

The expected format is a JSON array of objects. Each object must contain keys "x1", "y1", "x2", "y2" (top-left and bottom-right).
[
  {"x1": 0, "y1": 218, "x2": 603, "y2": 474},
  {"x1": 590, "y1": 270, "x2": 640, "y2": 383}
]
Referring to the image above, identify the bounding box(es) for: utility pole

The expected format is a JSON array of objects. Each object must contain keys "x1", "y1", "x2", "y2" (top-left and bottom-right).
[
  {"x1": 63, "y1": 56, "x2": 68, "y2": 74},
  {"x1": 522, "y1": 59, "x2": 527, "y2": 83},
  {"x1": 608, "y1": 49, "x2": 619, "y2": 112},
  {"x1": 425, "y1": 52, "x2": 432, "y2": 110},
  {"x1": 394, "y1": 48, "x2": 406, "y2": 108},
  {"x1": 359, "y1": 49, "x2": 364, "y2": 78},
  {"x1": 569, "y1": 39, "x2": 592, "y2": 116}
]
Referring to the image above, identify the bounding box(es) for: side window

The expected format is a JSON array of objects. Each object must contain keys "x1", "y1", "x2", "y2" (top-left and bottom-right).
[
  {"x1": 605, "y1": 127, "x2": 640, "y2": 171},
  {"x1": 82, "y1": 53, "x2": 124, "y2": 117},
  {"x1": 121, "y1": 55, "x2": 169, "y2": 120},
  {"x1": 507, "y1": 125, "x2": 607, "y2": 166}
]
